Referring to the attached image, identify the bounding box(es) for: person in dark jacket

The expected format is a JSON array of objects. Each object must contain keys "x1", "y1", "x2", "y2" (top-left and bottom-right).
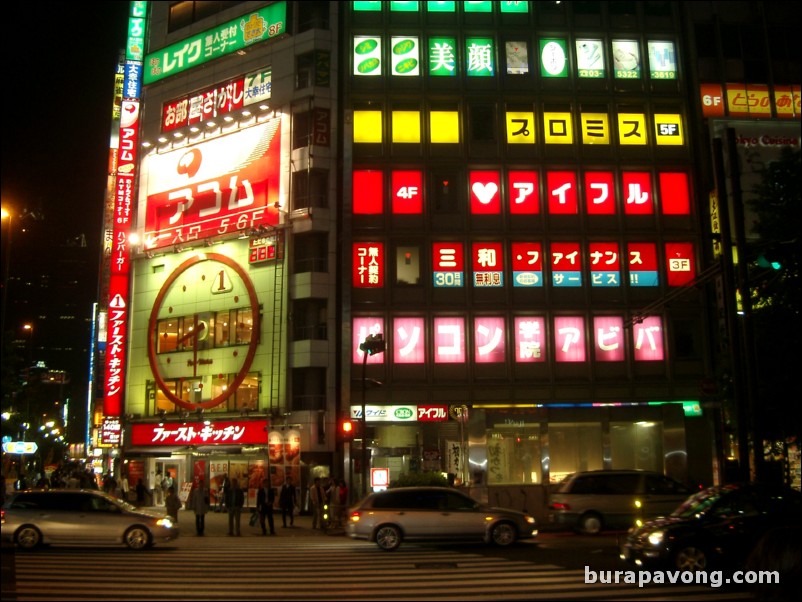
[
  {"x1": 257, "y1": 478, "x2": 276, "y2": 535},
  {"x1": 226, "y1": 477, "x2": 245, "y2": 536},
  {"x1": 279, "y1": 476, "x2": 297, "y2": 527}
]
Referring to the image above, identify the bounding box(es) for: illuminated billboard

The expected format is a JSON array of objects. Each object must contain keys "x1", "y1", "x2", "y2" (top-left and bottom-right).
[{"x1": 141, "y1": 118, "x2": 282, "y2": 249}]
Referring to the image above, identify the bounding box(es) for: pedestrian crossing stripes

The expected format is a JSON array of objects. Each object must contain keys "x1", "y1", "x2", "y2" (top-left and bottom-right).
[{"x1": 8, "y1": 540, "x2": 753, "y2": 601}]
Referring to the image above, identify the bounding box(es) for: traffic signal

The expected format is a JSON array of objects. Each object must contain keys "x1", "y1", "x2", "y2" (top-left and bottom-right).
[
  {"x1": 359, "y1": 333, "x2": 385, "y2": 356},
  {"x1": 339, "y1": 419, "x2": 355, "y2": 442}
]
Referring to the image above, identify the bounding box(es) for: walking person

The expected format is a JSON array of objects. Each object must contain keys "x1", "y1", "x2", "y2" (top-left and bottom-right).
[
  {"x1": 279, "y1": 476, "x2": 297, "y2": 527},
  {"x1": 165, "y1": 485, "x2": 182, "y2": 523},
  {"x1": 226, "y1": 477, "x2": 245, "y2": 536},
  {"x1": 309, "y1": 477, "x2": 326, "y2": 530},
  {"x1": 257, "y1": 478, "x2": 276, "y2": 535},
  {"x1": 189, "y1": 478, "x2": 209, "y2": 536},
  {"x1": 152, "y1": 468, "x2": 164, "y2": 506}
]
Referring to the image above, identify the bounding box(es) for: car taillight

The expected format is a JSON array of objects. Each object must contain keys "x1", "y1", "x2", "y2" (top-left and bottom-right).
[
  {"x1": 350, "y1": 511, "x2": 361, "y2": 523},
  {"x1": 550, "y1": 502, "x2": 570, "y2": 511},
  {"x1": 1, "y1": 509, "x2": 5, "y2": 524}
]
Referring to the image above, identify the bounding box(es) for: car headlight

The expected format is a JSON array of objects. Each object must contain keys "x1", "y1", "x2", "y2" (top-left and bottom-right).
[
  {"x1": 647, "y1": 531, "x2": 664, "y2": 546},
  {"x1": 525, "y1": 516, "x2": 536, "y2": 525},
  {"x1": 156, "y1": 518, "x2": 174, "y2": 529}
]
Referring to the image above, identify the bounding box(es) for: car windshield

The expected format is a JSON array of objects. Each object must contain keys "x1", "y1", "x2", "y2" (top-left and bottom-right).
[{"x1": 670, "y1": 486, "x2": 734, "y2": 518}]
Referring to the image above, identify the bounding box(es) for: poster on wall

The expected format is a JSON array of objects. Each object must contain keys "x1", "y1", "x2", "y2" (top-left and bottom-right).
[
  {"x1": 209, "y1": 460, "x2": 229, "y2": 507},
  {"x1": 247, "y1": 460, "x2": 268, "y2": 507}
]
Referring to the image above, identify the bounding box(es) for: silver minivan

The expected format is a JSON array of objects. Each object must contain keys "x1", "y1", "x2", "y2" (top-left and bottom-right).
[
  {"x1": 548, "y1": 470, "x2": 692, "y2": 534},
  {"x1": 1, "y1": 489, "x2": 179, "y2": 550},
  {"x1": 347, "y1": 486, "x2": 538, "y2": 551}
]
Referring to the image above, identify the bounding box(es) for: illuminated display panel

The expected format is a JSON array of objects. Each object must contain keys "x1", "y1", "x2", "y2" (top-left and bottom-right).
[
  {"x1": 547, "y1": 171, "x2": 578, "y2": 214},
  {"x1": 428, "y1": 37, "x2": 458, "y2": 76},
  {"x1": 391, "y1": 36, "x2": 420, "y2": 76},
  {"x1": 544, "y1": 112, "x2": 574, "y2": 144},
  {"x1": 589, "y1": 242, "x2": 621, "y2": 287},
  {"x1": 427, "y1": 1, "x2": 455, "y2": 12},
  {"x1": 353, "y1": 170, "x2": 384, "y2": 214},
  {"x1": 511, "y1": 242, "x2": 543, "y2": 287},
  {"x1": 142, "y1": 118, "x2": 281, "y2": 250},
  {"x1": 647, "y1": 41, "x2": 677, "y2": 80},
  {"x1": 353, "y1": 317, "x2": 384, "y2": 364},
  {"x1": 622, "y1": 172, "x2": 654, "y2": 215},
  {"x1": 554, "y1": 316, "x2": 586, "y2": 362},
  {"x1": 508, "y1": 171, "x2": 539, "y2": 214},
  {"x1": 584, "y1": 172, "x2": 616, "y2": 215},
  {"x1": 665, "y1": 242, "x2": 696, "y2": 286},
  {"x1": 391, "y1": 170, "x2": 423, "y2": 214},
  {"x1": 551, "y1": 242, "x2": 582, "y2": 287},
  {"x1": 469, "y1": 170, "x2": 501, "y2": 214},
  {"x1": 393, "y1": 317, "x2": 425, "y2": 363},
  {"x1": 659, "y1": 172, "x2": 690, "y2": 215},
  {"x1": 353, "y1": 243, "x2": 384, "y2": 288},
  {"x1": 612, "y1": 40, "x2": 641, "y2": 79},
  {"x1": 391, "y1": 1, "x2": 419, "y2": 11},
  {"x1": 514, "y1": 317, "x2": 546, "y2": 363},
  {"x1": 576, "y1": 39, "x2": 605, "y2": 78},
  {"x1": 434, "y1": 317, "x2": 465, "y2": 363},
  {"x1": 506, "y1": 112, "x2": 536, "y2": 144},
  {"x1": 633, "y1": 317, "x2": 664, "y2": 361},
  {"x1": 540, "y1": 39, "x2": 569, "y2": 78},
  {"x1": 392, "y1": 111, "x2": 421, "y2": 143},
  {"x1": 627, "y1": 243, "x2": 659, "y2": 287},
  {"x1": 353, "y1": 110, "x2": 383, "y2": 143},
  {"x1": 654, "y1": 114, "x2": 684, "y2": 145},
  {"x1": 354, "y1": 36, "x2": 382, "y2": 76},
  {"x1": 472, "y1": 242, "x2": 504, "y2": 287},
  {"x1": 466, "y1": 37, "x2": 495, "y2": 76},
  {"x1": 618, "y1": 113, "x2": 648, "y2": 146},
  {"x1": 433, "y1": 242, "x2": 465, "y2": 288},
  {"x1": 505, "y1": 41, "x2": 529, "y2": 75},
  {"x1": 594, "y1": 316, "x2": 625, "y2": 362},
  {"x1": 474, "y1": 317, "x2": 506, "y2": 363}
]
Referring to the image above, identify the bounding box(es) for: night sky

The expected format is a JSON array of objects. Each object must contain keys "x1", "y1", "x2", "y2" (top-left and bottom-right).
[{"x1": 2, "y1": 3, "x2": 131, "y2": 255}]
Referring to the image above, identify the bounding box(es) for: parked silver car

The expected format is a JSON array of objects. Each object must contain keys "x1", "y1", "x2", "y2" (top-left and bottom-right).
[
  {"x1": 1, "y1": 489, "x2": 179, "y2": 550},
  {"x1": 347, "y1": 486, "x2": 538, "y2": 551},
  {"x1": 548, "y1": 469, "x2": 693, "y2": 534}
]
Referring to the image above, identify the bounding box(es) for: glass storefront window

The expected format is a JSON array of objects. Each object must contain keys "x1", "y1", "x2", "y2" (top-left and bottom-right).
[
  {"x1": 235, "y1": 374, "x2": 259, "y2": 410},
  {"x1": 234, "y1": 308, "x2": 254, "y2": 344},
  {"x1": 156, "y1": 319, "x2": 179, "y2": 353},
  {"x1": 610, "y1": 421, "x2": 664, "y2": 472},
  {"x1": 549, "y1": 423, "x2": 603, "y2": 483},
  {"x1": 214, "y1": 310, "x2": 230, "y2": 346},
  {"x1": 485, "y1": 427, "x2": 541, "y2": 484}
]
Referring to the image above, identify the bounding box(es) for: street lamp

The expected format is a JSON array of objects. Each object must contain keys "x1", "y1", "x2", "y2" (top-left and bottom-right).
[
  {"x1": 1, "y1": 207, "x2": 13, "y2": 337},
  {"x1": 358, "y1": 333, "x2": 385, "y2": 497}
]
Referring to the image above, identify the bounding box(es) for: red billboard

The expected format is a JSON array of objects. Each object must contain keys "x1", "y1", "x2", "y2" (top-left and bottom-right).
[
  {"x1": 142, "y1": 118, "x2": 282, "y2": 249},
  {"x1": 131, "y1": 420, "x2": 270, "y2": 446}
]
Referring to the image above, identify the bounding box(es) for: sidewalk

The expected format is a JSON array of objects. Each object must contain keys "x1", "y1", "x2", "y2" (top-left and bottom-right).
[{"x1": 143, "y1": 505, "x2": 346, "y2": 537}]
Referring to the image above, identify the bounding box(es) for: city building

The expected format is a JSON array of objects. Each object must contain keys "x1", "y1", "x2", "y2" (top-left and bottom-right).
[{"x1": 85, "y1": 1, "x2": 799, "y2": 517}]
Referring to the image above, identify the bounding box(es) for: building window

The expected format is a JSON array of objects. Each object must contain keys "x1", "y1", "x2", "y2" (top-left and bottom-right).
[
  {"x1": 610, "y1": 421, "x2": 664, "y2": 472},
  {"x1": 395, "y1": 246, "x2": 421, "y2": 285},
  {"x1": 549, "y1": 423, "x2": 603, "y2": 483},
  {"x1": 167, "y1": 1, "x2": 243, "y2": 33},
  {"x1": 485, "y1": 427, "x2": 542, "y2": 484}
]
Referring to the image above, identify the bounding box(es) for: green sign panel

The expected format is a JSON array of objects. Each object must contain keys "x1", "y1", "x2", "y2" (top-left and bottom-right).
[
  {"x1": 427, "y1": 1, "x2": 456, "y2": 11},
  {"x1": 429, "y1": 37, "x2": 458, "y2": 76},
  {"x1": 144, "y1": 2, "x2": 287, "y2": 85},
  {"x1": 466, "y1": 37, "x2": 495, "y2": 76},
  {"x1": 353, "y1": 1, "x2": 382, "y2": 10}
]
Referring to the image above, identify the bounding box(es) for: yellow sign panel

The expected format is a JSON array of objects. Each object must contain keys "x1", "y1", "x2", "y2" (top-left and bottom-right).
[
  {"x1": 392, "y1": 111, "x2": 421, "y2": 143},
  {"x1": 505, "y1": 112, "x2": 536, "y2": 144},
  {"x1": 429, "y1": 111, "x2": 460, "y2": 143},
  {"x1": 654, "y1": 114, "x2": 684, "y2": 145},
  {"x1": 617, "y1": 113, "x2": 647, "y2": 145},
  {"x1": 581, "y1": 113, "x2": 610, "y2": 145},
  {"x1": 354, "y1": 110, "x2": 383, "y2": 143},
  {"x1": 543, "y1": 112, "x2": 573, "y2": 144}
]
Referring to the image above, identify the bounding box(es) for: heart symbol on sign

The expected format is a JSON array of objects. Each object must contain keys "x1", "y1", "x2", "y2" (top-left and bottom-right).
[{"x1": 472, "y1": 182, "x2": 498, "y2": 204}]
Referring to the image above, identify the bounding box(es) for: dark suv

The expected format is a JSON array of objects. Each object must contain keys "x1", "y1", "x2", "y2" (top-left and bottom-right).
[{"x1": 548, "y1": 470, "x2": 692, "y2": 534}]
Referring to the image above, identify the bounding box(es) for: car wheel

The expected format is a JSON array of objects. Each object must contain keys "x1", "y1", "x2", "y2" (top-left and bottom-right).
[
  {"x1": 577, "y1": 512, "x2": 603, "y2": 535},
  {"x1": 15, "y1": 525, "x2": 42, "y2": 550},
  {"x1": 124, "y1": 526, "x2": 151, "y2": 550},
  {"x1": 673, "y1": 544, "x2": 708, "y2": 571},
  {"x1": 374, "y1": 525, "x2": 402, "y2": 551},
  {"x1": 490, "y1": 522, "x2": 517, "y2": 547}
]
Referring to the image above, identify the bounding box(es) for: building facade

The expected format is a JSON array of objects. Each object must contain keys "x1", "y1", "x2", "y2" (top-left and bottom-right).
[{"x1": 88, "y1": 1, "x2": 799, "y2": 516}]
